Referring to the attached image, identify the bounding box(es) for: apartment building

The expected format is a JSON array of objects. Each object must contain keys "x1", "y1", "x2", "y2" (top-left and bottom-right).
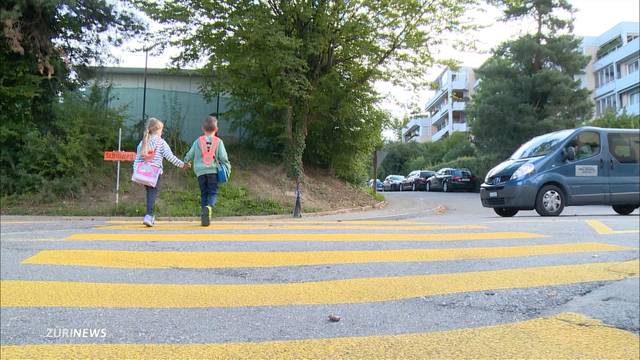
[
  {"x1": 580, "y1": 22, "x2": 640, "y2": 117},
  {"x1": 401, "y1": 113, "x2": 432, "y2": 143},
  {"x1": 401, "y1": 67, "x2": 476, "y2": 143}
]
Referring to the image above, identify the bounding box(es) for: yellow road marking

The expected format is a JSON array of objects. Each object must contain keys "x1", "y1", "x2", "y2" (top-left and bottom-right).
[
  {"x1": 22, "y1": 243, "x2": 632, "y2": 269},
  {"x1": 1, "y1": 313, "x2": 638, "y2": 359},
  {"x1": 95, "y1": 224, "x2": 488, "y2": 231},
  {"x1": 2, "y1": 261, "x2": 637, "y2": 308},
  {"x1": 105, "y1": 220, "x2": 426, "y2": 225},
  {"x1": 65, "y1": 231, "x2": 545, "y2": 242},
  {"x1": 585, "y1": 220, "x2": 639, "y2": 235}
]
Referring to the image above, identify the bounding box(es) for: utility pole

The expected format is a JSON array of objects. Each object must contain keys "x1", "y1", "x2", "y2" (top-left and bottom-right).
[{"x1": 141, "y1": 47, "x2": 149, "y2": 128}]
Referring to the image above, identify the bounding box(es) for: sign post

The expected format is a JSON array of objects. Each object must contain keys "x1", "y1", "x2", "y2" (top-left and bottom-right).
[{"x1": 103, "y1": 129, "x2": 136, "y2": 209}]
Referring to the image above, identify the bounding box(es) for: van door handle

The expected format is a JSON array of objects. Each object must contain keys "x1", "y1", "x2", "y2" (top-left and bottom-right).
[
  {"x1": 610, "y1": 159, "x2": 614, "y2": 169},
  {"x1": 599, "y1": 159, "x2": 604, "y2": 168}
]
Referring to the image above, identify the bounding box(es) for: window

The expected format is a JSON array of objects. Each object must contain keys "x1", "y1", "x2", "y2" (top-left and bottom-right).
[
  {"x1": 629, "y1": 88, "x2": 640, "y2": 106},
  {"x1": 608, "y1": 133, "x2": 640, "y2": 164},
  {"x1": 627, "y1": 33, "x2": 639, "y2": 42},
  {"x1": 596, "y1": 64, "x2": 615, "y2": 88},
  {"x1": 566, "y1": 131, "x2": 601, "y2": 161},
  {"x1": 596, "y1": 94, "x2": 617, "y2": 116},
  {"x1": 627, "y1": 58, "x2": 639, "y2": 74}
]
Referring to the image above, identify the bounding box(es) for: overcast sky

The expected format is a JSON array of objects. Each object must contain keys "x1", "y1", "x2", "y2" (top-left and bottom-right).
[{"x1": 108, "y1": 0, "x2": 639, "y2": 125}]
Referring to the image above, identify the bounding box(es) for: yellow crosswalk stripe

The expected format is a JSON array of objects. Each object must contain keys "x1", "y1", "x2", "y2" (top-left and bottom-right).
[
  {"x1": 105, "y1": 220, "x2": 426, "y2": 225},
  {"x1": 1, "y1": 313, "x2": 637, "y2": 359},
  {"x1": 65, "y1": 231, "x2": 545, "y2": 242},
  {"x1": 585, "y1": 220, "x2": 639, "y2": 235},
  {"x1": 22, "y1": 243, "x2": 631, "y2": 269},
  {"x1": 96, "y1": 224, "x2": 488, "y2": 231},
  {"x1": 2, "y1": 260, "x2": 637, "y2": 308}
]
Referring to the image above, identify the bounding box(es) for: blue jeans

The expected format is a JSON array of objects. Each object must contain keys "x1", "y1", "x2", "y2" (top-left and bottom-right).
[
  {"x1": 198, "y1": 173, "x2": 218, "y2": 207},
  {"x1": 144, "y1": 175, "x2": 161, "y2": 216}
]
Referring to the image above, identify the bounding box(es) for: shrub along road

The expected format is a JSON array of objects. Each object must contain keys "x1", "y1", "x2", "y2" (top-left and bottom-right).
[{"x1": 1, "y1": 192, "x2": 638, "y2": 359}]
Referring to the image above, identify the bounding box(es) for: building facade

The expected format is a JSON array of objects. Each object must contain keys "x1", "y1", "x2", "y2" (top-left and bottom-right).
[
  {"x1": 580, "y1": 22, "x2": 639, "y2": 117},
  {"x1": 401, "y1": 67, "x2": 476, "y2": 143},
  {"x1": 402, "y1": 113, "x2": 432, "y2": 143},
  {"x1": 92, "y1": 67, "x2": 238, "y2": 143}
]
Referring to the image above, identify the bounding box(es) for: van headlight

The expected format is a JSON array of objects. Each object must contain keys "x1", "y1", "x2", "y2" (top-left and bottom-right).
[{"x1": 510, "y1": 163, "x2": 535, "y2": 180}]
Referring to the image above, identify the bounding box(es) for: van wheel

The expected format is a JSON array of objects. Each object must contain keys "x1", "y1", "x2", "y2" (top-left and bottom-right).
[
  {"x1": 535, "y1": 185, "x2": 565, "y2": 216},
  {"x1": 494, "y1": 207, "x2": 519, "y2": 217},
  {"x1": 612, "y1": 205, "x2": 636, "y2": 215}
]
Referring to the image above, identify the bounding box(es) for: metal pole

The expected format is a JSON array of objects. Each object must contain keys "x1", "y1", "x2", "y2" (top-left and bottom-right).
[
  {"x1": 141, "y1": 48, "x2": 149, "y2": 128},
  {"x1": 116, "y1": 128, "x2": 122, "y2": 208},
  {"x1": 373, "y1": 150, "x2": 377, "y2": 194},
  {"x1": 293, "y1": 180, "x2": 302, "y2": 218}
]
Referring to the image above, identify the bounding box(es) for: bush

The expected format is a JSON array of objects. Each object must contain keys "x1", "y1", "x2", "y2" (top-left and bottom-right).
[{"x1": 1, "y1": 85, "x2": 124, "y2": 197}]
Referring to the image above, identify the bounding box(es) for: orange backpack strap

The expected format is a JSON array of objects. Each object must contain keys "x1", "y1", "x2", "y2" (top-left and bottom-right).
[{"x1": 198, "y1": 135, "x2": 220, "y2": 166}]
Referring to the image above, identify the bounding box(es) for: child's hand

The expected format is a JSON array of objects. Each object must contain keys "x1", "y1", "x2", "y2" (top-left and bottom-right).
[{"x1": 183, "y1": 162, "x2": 192, "y2": 169}]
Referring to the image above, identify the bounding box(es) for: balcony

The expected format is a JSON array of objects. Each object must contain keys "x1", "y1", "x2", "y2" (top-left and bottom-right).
[
  {"x1": 431, "y1": 126, "x2": 449, "y2": 142},
  {"x1": 593, "y1": 37, "x2": 640, "y2": 71},
  {"x1": 616, "y1": 71, "x2": 640, "y2": 93},
  {"x1": 594, "y1": 80, "x2": 616, "y2": 98},
  {"x1": 453, "y1": 123, "x2": 468, "y2": 132},
  {"x1": 452, "y1": 101, "x2": 466, "y2": 112}
]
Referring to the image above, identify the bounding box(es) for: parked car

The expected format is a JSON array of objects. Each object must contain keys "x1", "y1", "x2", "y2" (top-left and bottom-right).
[
  {"x1": 481, "y1": 126, "x2": 640, "y2": 217},
  {"x1": 425, "y1": 168, "x2": 477, "y2": 192},
  {"x1": 383, "y1": 175, "x2": 405, "y2": 191},
  {"x1": 367, "y1": 179, "x2": 384, "y2": 191},
  {"x1": 401, "y1": 170, "x2": 436, "y2": 191}
]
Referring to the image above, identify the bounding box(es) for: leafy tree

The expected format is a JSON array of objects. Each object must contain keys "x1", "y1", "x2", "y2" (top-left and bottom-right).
[
  {"x1": 138, "y1": 0, "x2": 477, "y2": 188},
  {"x1": 1, "y1": 0, "x2": 142, "y2": 195},
  {"x1": 468, "y1": 0, "x2": 593, "y2": 159}
]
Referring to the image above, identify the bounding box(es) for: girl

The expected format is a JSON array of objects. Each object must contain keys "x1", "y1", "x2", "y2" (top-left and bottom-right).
[{"x1": 133, "y1": 117, "x2": 186, "y2": 227}]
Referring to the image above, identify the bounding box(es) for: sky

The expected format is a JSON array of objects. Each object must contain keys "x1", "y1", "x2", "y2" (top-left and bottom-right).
[{"x1": 108, "y1": 0, "x2": 640, "y2": 131}]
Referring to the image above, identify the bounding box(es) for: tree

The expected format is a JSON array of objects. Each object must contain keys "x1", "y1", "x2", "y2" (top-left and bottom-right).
[
  {"x1": 589, "y1": 110, "x2": 640, "y2": 129},
  {"x1": 468, "y1": 0, "x2": 593, "y2": 159},
  {"x1": 1, "y1": 0, "x2": 142, "y2": 194},
  {"x1": 137, "y1": 0, "x2": 477, "y2": 186}
]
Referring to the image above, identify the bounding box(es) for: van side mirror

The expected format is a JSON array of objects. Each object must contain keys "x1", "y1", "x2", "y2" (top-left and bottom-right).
[{"x1": 564, "y1": 146, "x2": 576, "y2": 161}]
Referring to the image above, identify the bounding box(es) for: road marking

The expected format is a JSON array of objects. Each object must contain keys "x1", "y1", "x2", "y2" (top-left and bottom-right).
[
  {"x1": 65, "y1": 232, "x2": 546, "y2": 242},
  {"x1": 105, "y1": 220, "x2": 428, "y2": 225},
  {"x1": 1, "y1": 313, "x2": 637, "y2": 359},
  {"x1": 95, "y1": 224, "x2": 488, "y2": 231},
  {"x1": 585, "y1": 220, "x2": 639, "y2": 235},
  {"x1": 22, "y1": 243, "x2": 632, "y2": 269},
  {"x1": 2, "y1": 261, "x2": 637, "y2": 308}
]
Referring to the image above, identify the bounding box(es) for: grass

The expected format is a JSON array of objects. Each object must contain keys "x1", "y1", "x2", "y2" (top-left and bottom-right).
[{"x1": 0, "y1": 165, "x2": 288, "y2": 218}]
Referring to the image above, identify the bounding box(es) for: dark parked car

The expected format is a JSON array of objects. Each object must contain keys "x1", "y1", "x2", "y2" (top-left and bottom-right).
[
  {"x1": 368, "y1": 179, "x2": 384, "y2": 191},
  {"x1": 426, "y1": 168, "x2": 477, "y2": 192},
  {"x1": 383, "y1": 175, "x2": 405, "y2": 191},
  {"x1": 401, "y1": 170, "x2": 436, "y2": 191}
]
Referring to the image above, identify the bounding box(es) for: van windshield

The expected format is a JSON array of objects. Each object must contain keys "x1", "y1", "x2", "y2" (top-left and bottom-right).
[{"x1": 510, "y1": 129, "x2": 573, "y2": 160}]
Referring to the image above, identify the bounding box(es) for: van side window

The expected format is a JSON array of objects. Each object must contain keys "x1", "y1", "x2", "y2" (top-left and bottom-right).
[
  {"x1": 608, "y1": 133, "x2": 640, "y2": 164},
  {"x1": 566, "y1": 131, "x2": 601, "y2": 160}
]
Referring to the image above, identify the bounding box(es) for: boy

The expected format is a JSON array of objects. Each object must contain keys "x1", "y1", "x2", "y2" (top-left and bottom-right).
[{"x1": 184, "y1": 116, "x2": 231, "y2": 226}]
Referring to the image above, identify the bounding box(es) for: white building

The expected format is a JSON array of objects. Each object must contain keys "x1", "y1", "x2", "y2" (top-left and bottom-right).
[
  {"x1": 580, "y1": 22, "x2": 639, "y2": 117},
  {"x1": 401, "y1": 67, "x2": 476, "y2": 143},
  {"x1": 401, "y1": 113, "x2": 432, "y2": 143}
]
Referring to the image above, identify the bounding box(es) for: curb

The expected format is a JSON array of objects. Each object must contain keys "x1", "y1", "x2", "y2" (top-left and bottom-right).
[{"x1": 0, "y1": 201, "x2": 389, "y2": 222}]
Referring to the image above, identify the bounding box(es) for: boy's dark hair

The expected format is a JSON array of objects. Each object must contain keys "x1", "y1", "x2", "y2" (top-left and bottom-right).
[{"x1": 203, "y1": 116, "x2": 218, "y2": 132}]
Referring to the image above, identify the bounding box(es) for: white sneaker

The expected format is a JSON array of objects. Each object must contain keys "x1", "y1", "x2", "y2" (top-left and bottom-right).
[{"x1": 143, "y1": 215, "x2": 154, "y2": 227}]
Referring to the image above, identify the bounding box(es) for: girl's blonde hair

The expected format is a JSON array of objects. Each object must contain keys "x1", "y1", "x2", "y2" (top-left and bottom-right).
[{"x1": 141, "y1": 117, "x2": 163, "y2": 156}]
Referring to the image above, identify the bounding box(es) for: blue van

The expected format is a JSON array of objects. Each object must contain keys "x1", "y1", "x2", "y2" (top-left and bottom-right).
[{"x1": 480, "y1": 127, "x2": 640, "y2": 217}]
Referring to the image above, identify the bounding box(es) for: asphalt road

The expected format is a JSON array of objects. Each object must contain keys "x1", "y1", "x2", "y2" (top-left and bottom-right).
[{"x1": 1, "y1": 190, "x2": 639, "y2": 359}]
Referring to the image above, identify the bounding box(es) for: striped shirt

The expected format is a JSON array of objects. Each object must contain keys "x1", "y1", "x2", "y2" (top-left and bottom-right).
[{"x1": 133, "y1": 135, "x2": 184, "y2": 174}]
